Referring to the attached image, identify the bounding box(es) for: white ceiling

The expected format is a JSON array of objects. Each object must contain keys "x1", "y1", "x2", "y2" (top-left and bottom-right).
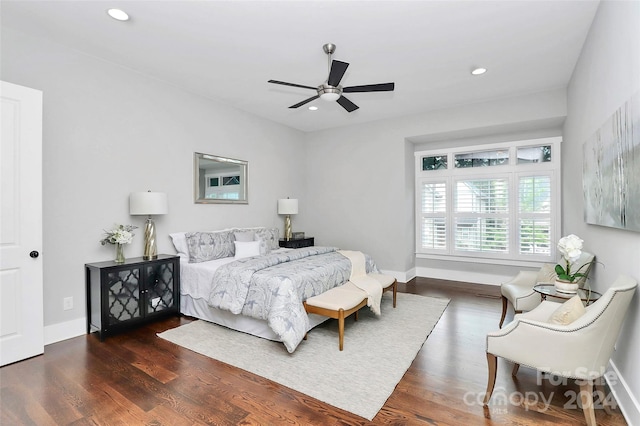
[{"x1": 1, "y1": 0, "x2": 600, "y2": 133}]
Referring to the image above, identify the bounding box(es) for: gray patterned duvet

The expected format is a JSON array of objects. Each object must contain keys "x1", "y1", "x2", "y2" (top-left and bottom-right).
[{"x1": 207, "y1": 246, "x2": 377, "y2": 352}]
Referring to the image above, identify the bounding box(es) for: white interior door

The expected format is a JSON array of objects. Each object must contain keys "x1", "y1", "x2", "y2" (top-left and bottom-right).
[{"x1": 0, "y1": 80, "x2": 44, "y2": 366}]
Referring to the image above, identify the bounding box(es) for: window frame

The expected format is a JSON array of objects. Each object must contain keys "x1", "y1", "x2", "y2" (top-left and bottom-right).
[{"x1": 415, "y1": 137, "x2": 561, "y2": 265}]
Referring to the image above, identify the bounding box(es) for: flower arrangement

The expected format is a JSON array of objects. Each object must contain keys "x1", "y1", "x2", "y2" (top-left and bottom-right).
[
  {"x1": 100, "y1": 224, "x2": 137, "y2": 246},
  {"x1": 555, "y1": 234, "x2": 590, "y2": 283}
]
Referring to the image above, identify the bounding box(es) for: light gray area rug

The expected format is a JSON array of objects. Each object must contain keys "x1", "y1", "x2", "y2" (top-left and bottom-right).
[{"x1": 158, "y1": 292, "x2": 450, "y2": 420}]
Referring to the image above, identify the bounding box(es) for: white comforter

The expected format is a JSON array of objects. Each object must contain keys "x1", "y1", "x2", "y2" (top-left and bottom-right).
[{"x1": 205, "y1": 247, "x2": 377, "y2": 352}]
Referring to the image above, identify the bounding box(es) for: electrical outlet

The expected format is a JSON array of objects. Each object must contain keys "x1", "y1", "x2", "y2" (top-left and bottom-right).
[{"x1": 63, "y1": 297, "x2": 73, "y2": 311}]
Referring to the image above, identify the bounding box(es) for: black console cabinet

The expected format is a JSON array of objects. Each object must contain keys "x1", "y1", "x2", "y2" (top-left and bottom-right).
[
  {"x1": 85, "y1": 254, "x2": 180, "y2": 341},
  {"x1": 279, "y1": 237, "x2": 314, "y2": 249}
]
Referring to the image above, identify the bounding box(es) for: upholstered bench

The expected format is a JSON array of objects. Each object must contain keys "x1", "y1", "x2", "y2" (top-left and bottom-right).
[
  {"x1": 370, "y1": 273, "x2": 398, "y2": 308},
  {"x1": 303, "y1": 275, "x2": 398, "y2": 350}
]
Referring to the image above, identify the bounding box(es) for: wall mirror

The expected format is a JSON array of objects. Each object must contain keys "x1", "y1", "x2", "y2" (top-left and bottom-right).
[{"x1": 194, "y1": 153, "x2": 248, "y2": 204}]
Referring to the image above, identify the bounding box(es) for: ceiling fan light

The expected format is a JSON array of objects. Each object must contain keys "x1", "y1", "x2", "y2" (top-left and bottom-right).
[
  {"x1": 320, "y1": 92, "x2": 340, "y2": 102},
  {"x1": 318, "y1": 84, "x2": 341, "y2": 101}
]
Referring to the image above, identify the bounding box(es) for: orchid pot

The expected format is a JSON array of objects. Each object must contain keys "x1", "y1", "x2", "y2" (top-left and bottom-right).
[{"x1": 554, "y1": 278, "x2": 579, "y2": 294}]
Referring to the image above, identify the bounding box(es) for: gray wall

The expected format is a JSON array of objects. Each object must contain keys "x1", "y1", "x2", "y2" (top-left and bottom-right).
[
  {"x1": 1, "y1": 29, "x2": 306, "y2": 339},
  {"x1": 302, "y1": 89, "x2": 567, "y2": 282},
  {"x1": 563, "y1": 1, "x2": 640, "y2": 423},
  {"x1": 3, "y1": 3, "x2": 639, "y2": 419}
]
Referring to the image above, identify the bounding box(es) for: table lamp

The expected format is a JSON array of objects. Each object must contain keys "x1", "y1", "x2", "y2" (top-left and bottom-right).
[
  {"x1": 278, "y1": 198, "x2": 298, "y2": 241},
  {"x1": 130, "y1": 191, "x2": 168, "y2": 259}
]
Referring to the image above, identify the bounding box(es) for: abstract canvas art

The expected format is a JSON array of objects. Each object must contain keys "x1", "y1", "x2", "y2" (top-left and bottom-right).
[{"x1": 583, "y1": 91, "x2": 640, "y2": 232}]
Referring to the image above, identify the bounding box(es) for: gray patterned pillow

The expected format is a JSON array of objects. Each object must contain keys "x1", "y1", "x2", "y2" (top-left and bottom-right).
[
  {"x1": 185, "y1": 231, "x2": 235, "y2": 263},
  {"x1": 255, "y1": 227, "x2": 280, "y2": 250},
  {"x1": 258, "y1": 228, "x2": 278, "y2": 250},
  {"x1": 255, "y1": 236, "x2": 271, "y2": 256},
  {"x1": 234, "y1": 230, "x2": 255, "y2": 242}
]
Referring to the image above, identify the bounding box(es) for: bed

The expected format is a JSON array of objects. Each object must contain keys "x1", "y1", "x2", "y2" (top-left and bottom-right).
[{"x1": 171, "y1": 227, "x2": 378, "y2": 353}]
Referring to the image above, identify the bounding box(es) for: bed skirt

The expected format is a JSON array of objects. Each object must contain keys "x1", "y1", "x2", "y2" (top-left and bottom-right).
[{"x1": 180, "y1": 294, "x2": 329, "y2": 342}]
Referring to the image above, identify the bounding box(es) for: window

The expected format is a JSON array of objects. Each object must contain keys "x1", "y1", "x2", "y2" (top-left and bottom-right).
[
  {"x1": 222, "y1": 175, "x2": 240, "y2": 186},
  {"x1": 415, "y1": 137, "x2": 560, "y2": 264},
  {"x1": 454, "y1": 149, "x2": 509, "y2": 168},
  {"x1": 422, "y1": 155, "x2": 448, "y2": 171},
  {"x1": 420, "y1": 182, "x2": 447, "y2": 249},
  {"x1": 454, "y1": 178, "x2": 509, "y2": 253}
]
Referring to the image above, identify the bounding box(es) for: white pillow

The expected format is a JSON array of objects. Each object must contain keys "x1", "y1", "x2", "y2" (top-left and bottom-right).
[
  {"x1": 169, "y1": 232, "x2": 189, "y2": 259},
  {"x1": 234, "y1": 241, "x2": 261, "y2": 259},
  {"x1": 548, "y1": 295, "x2": 586, "y2": 325}
]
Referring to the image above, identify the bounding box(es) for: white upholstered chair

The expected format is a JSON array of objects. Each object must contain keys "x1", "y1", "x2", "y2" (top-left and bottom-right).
[
  {"x1": 499, "y1": 251, "x2": 595, "y2": 327},
  {"x1": 484, "y1": 275, "x2": 637, "y2": 426}
]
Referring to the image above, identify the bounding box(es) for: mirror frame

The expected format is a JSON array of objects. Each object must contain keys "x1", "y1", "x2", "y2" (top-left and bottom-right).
[{"x1": 194, "y1": 152, "x2": 248, "y2": 204}]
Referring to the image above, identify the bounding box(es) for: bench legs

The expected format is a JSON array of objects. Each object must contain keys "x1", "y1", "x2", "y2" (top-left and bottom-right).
[
  {"x1": 338, "y1": 307, "x2": 361, "y2": 350},
  {"x1": 338, "y1": 309, "x2": 345, "y2": 351},
  {"x1": 304, "y1": 278, "x2": 397, "y2": 351},
  {"x1": 304, "y1": 298, "x2": 368, "y2": 351}
]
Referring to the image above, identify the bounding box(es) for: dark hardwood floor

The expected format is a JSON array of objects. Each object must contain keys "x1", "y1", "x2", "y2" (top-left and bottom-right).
[{"x1": 1, "y1": 278, "x2": 628, "y2": 425}]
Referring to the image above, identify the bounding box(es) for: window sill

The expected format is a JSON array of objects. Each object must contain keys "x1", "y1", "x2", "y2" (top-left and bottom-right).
[{"x1": 415, "y1": 252, "x2": 548, "y2": 268}]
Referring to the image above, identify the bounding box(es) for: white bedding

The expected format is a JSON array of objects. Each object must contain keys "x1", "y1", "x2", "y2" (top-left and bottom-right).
[
  {"x1": 180, "y1": 294, "x2": 328, "y2": 341},
  {"x1": 179, "y1": 248, "x2": 325, "y2": 342},
  {"x1": 180, "y1": 248, "x2": 292, "y2": 300}
]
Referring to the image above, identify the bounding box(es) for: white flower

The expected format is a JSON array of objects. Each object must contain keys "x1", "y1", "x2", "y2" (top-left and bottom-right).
[
  {"x1": 557, "y1": 234, "x2": 583, "y2": 263},
  {"x1": 100, "y1": 224, "x2": 137, "y2": 245},
  {"x1": 113, "y1": 229, "x2": 134, "y2": 244}
]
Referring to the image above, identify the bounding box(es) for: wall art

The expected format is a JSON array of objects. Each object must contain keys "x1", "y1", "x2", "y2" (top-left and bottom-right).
[{"x1": 583, "y1": 91, "x2": 640, "y2": 232}]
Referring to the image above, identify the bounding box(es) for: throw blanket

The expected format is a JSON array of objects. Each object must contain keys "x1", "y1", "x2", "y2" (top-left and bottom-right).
[
  {"x1": 338, "y1": 250, "x2": 383, "y2": 315},
  {"x1": 207, "y1": 247, "x2": 377, "y2": 353}
]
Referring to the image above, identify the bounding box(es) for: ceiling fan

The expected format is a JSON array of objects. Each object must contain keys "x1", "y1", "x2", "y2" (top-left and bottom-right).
[{"x1": 268, "y1": 43, "x2": 395, "y2": 113}]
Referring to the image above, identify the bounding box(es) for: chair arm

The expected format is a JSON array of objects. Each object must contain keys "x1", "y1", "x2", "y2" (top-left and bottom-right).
[
  {"x1": 514, "y1": 301, "x2": 562, "y2": 322},
  {"x1": 487, "y1": 318, "x2": 608, "y2": 380}
]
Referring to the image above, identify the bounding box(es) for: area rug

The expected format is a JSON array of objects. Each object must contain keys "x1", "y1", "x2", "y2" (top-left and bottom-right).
[{"x1": 157, "y1": 292, "x2": 449, "y2": 420}]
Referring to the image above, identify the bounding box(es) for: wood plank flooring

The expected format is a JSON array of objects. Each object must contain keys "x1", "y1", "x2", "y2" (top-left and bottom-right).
[{"x1": 0, "y1": 278, "x2": 628, "y2": 425}]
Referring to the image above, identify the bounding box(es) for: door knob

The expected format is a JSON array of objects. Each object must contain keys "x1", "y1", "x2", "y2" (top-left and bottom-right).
[{"x1": 29, "y1": 250, "x2": 39, "y2": 258}]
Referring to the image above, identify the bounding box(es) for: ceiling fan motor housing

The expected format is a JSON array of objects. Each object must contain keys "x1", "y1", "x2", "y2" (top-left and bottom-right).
[{"x1": 318, "y1": 84, "x2": 342, "y2": 101}]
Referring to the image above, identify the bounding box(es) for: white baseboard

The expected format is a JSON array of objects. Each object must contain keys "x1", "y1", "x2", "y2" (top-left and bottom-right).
[
  {"x1": 607, "y1": 360, "x2": 640, "y2": 426},
  {"x1": 380, "y1": 268, "x2": 416, "y2": 283},
  {"x1": 44, "y1": 317, "x2": 86, "y2": 345},
  {"x1": 415, "y1": 266, "x2": 509, "y2": 286}
]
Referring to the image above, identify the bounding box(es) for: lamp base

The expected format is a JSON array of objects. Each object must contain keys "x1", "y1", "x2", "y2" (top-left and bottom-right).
[
  {"x1": 284, "y1": 215, "x2": 292, "y2": 241},
  {"x1": 143, "y1": 217, "x2": 158, "y2": 260}
]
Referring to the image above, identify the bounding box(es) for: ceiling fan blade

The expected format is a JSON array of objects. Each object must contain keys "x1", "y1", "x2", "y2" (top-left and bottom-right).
[
  {"x1": 289, "y1": 95, "x2": 320, "y2": 109},
  {"x1": 343, "y1": 82, "x2": 395, "y2": 93},
  {"x1": 327, "y1": 60, "x2": 349, "y2": 87},
  {"x1": 268, "y1": 80, "x2": 317, "y2": 90},
  {"x1": 336, "y1": 96, "x2": 359, "y2": 113}
]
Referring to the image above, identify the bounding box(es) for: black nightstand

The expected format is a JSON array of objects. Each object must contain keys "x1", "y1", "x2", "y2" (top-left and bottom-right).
[
  {"x1": 85, "y1": 254, "x2": 180, "y2": 341},
  {"x1": 279, "y1": 237, "x2": 314, "y2": 249}
]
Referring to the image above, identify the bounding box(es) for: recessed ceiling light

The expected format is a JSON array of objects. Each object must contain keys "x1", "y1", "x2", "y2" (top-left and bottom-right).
[
  {"x1": 471, "y1": 67, "x2": 487, "y2": 76},
  {"x1": 107, "y1": 8, "x2": 129, "y2": 21},
  {"x1": 308, "y1": 106, "x2": 318, "y2": 111}
]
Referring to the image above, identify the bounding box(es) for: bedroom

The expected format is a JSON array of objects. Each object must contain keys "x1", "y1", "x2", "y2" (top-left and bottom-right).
[{"x1": 1, "y1": 0, "x2": 639, "y2": 424}]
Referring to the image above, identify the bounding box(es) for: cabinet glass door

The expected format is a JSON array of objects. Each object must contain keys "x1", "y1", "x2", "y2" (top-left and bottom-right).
[
  {"x1": 144, "y1": 262, "x2": 175, "y2": 316},
  {"x1": 106, "y1": 268, "x2": 142, "y2": 325}
]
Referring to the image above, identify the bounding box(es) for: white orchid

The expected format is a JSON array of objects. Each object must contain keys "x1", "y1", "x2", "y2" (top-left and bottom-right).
[
  {"x1": 555, "y1": 234, "x2": 589, "y2": 282},
  {"x1": 557, "y1": 234, "x2": 583, "y2": 263}
]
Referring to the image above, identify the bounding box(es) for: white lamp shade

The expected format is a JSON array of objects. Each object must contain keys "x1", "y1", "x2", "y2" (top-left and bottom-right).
[
  {"x1": 278, "y1": 198, "x2": 298, "y2": 215},
  {"x1": 130, "y1": 192, "x2": 168, "y2": 215}
]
